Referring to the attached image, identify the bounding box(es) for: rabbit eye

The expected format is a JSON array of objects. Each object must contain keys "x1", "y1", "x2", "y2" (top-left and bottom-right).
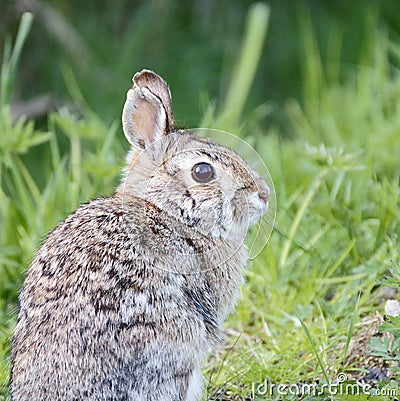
[{"x1": 191, "y1": 163, "x2": 215, "y2": 183}]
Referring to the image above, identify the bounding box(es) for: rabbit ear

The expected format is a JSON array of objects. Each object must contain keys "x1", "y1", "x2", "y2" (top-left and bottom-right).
[{"x1": 122, "y1": 70, "x2": 175, "y2": 149}]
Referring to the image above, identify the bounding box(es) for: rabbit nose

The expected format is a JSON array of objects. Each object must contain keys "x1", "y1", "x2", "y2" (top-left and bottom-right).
[{"x1": 256, "y1": 179, "x2": 270, "y2": 203}]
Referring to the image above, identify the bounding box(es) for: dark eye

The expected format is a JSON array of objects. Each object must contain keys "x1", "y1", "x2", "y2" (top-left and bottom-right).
[{"x1": 191, "y1": 162, "x2": 215, "y2": 183}]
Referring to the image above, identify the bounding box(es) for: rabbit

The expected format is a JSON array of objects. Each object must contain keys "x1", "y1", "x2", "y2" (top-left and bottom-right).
[{"x1": 10, "y1": 69, "x2": 270, "y2": 401}]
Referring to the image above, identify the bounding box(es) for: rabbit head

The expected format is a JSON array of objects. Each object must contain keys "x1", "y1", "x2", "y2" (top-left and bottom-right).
[{"x1": 119, "y1": 70, "x2": 269, "y2": 243}]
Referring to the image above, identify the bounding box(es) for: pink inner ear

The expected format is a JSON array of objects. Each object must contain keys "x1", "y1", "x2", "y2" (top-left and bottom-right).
[
  {"x1": 133, "y1": 99, "x2": 158, "y2": 143},
  {"x1": 123, "y1": 85, "x2": 168, "y2": 148}
]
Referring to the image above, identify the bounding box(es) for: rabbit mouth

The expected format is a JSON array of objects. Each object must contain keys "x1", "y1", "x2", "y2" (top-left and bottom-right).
[{"x1": 246, "y1": 192, "x2": 269, "y2": 226}]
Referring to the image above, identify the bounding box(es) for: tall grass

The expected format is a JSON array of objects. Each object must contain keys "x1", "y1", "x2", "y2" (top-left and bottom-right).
[
  {"x1": 1, "y1": 6, "x2": 400, "y2": 401},
  {"x1": 204, "y1": 13, "x2": 400, "y2": 401}
]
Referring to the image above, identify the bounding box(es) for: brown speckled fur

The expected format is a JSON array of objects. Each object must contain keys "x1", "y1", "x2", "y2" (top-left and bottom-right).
[{"x1": 11, "y1": 70, "x2": 269, "y2": 401}]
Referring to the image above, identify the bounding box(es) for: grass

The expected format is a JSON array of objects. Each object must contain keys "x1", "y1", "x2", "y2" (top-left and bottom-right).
[
  {"x1": 1, "y1": 6, "x2": 400, "y2": 401},
  {"x1": 202, "y1": 12, "x2": 400, "y2": 400}
]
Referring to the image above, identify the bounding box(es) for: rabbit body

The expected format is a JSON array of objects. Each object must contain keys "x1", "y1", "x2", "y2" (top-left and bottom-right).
[
  {"x1": 11, "y1": 195, "x2": 245, "y2": 401},
  {"x1": 11, "y1": 70, "x2": 269, "y2": 401}
]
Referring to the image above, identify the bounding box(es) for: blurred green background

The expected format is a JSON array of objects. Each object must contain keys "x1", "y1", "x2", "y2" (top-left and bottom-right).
[
  {"x1": 1, "y1": 1, "x2": 400, "y2": 399},
  {"x1": 1, "y1": 0, "x2": 399, "y2": 129}
]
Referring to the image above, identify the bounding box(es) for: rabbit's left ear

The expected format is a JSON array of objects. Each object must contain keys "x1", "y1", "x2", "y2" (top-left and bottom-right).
[{"x1": 122, "y1": 70, "x2": 175, "y2": 149}]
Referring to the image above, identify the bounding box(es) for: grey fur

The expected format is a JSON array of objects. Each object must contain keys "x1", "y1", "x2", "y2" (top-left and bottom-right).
[{"x1": 11, "y1": 70, "x2": 269, "y2": 401}]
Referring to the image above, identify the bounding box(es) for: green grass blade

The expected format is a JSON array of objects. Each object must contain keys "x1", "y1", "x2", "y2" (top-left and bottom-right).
[
  {"x1": 343, "y1": 293, "x2": 360, "y2": 361},
  {"x1": 0, "y1": 12, "x2": 33, "y2": 106},
  {"x1": 299, "y1": 317, "x2": 330, "y2": 384},
  {"x1": 279, "y1": 168, "x2": 329, "y2": 269},
  {"x1": 218, "y1": 2, "x2": 270, "y2": 130}
]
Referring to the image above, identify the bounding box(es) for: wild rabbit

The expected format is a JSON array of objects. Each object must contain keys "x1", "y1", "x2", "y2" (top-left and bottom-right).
[{"x1": 11, "y1": 70, "x2": 270, "y2": 401}]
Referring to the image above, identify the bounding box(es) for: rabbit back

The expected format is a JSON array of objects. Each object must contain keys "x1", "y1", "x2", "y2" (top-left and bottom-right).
[{"x1": 11, "y1": 195, "x2": 243, "y2": 400}]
